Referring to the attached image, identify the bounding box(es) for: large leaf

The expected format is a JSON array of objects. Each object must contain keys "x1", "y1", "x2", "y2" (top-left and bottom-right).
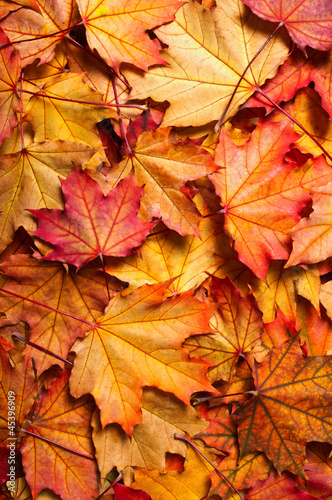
[
  {"x1": 210, "y1": 116, "x2": 332, "y2": 279},
  {"x1": 31, "y1": 168, "x2": 155, "y2": 269},
  {"x1": 238, "y1": 335, "x2": 332, "y2": 476},
  {"x1": 69, "y1": 280, "x2": 215, "y2": 435},
  {"x1": 124, "y1": 0, "x2": 289, "y2": 127}
]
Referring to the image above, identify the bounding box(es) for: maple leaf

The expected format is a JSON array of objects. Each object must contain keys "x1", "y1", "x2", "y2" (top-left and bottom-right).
[
  {"x1": 20, "y1": 369, "x2": 99, "y2": 500},
  {"x1": 242, "y1": 0, "x2": 332, "y2": 52},
  {"x1": 210, "y1": 115, "x2": 332, "y2": 279},
  {"x1": 0, "y1": 139, "x2": 97, "y2": 252},
  {"x1": 109, "y1": 127, "x2": 218, "y2": 236},
  {"x1": 69, "y1": 279, "x2": 215, "y2": 434},
  {"x1": 287, "y1": 182, "x2": 332, "y2": 267},
  {"x1": 105, "y1": 212, "x2": 224, "y2": 296},
  {"x1": 124, "y1": 0, "x2": 289, "y2": 127},
  {"x1": 0, "y1": 0, "x2": 80, "y2": 67},
  {"x1": 31, "y1": 168, "x2": 155, "y2": 269},
  {"x1": 238, "y1": 335, "x2": 332, "y2": 476},
  {"x1": 130, "y1": 445, "x2": 214, "y2": 500},
  {"x1": 0, "y1": 254, "x2": 118, "y2": 373},
  {"x1": 76, "y1": 0, "x2": 182, "y2": 73},
  {"x1": 92, "y1": 387, "x2": 207, "y2": 480},
  {"x1": 185, "y1": 276, "x2": 263, "y2": 385}
]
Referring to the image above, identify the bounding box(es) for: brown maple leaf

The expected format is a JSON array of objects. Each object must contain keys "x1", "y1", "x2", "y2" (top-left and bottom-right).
[{"x1": 238, "y1": 335, "x2": 332, "y2": 476}]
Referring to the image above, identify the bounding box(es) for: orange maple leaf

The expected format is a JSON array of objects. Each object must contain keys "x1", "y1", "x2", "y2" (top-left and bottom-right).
[
  {"x1": 70, "y1": 279, "x2": 216, "y2": 435},
  {"x1": 76, "y1": 0, "x2": 183, "y2": 72},
  {"x1": 210, "y1": 116, "x2": 332, "y2": 279},
  {"x1": 0, "y1": 255, "x2": 117, "y2": 373}
]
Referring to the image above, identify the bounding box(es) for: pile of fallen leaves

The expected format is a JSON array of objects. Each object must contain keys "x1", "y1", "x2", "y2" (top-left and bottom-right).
[{"x1": 1, "y1": 0, "x2": 332, "y2": 499}]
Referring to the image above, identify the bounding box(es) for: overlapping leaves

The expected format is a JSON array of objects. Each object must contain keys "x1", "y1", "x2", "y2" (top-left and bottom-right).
[{"x1": 1, "y1": 0, "x2": 332, "y2": 499}]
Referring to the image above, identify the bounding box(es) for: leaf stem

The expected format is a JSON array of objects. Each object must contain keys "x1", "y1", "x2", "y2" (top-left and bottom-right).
[
  {"x1": 111, "y1": 76, "x2": 132, "y2": 155},
  {"x1": 19, "y1": 70, "x2": 24, "y2": 150},
  {"x1": 16, "y1": 88, "x2": 147, "y2": 110},
  {"x1": 0, "y1": 287, "x2": 96, "y2": 327},
  {"x1": 20, "y1": 428, "x2": 95, "y2": 460},
  {"x1": 12, "y1": 332, "x2": 73, "y2": 366},
  {"x1": 192, "y1": 393, "x2": 245, "y2": 405},
  {"x1": 174, "y1": 434, "x2": 244, "y2": 499},
  {"x1": 214, "y1": 22, "x2": 283, "y2": 132},
  {"x1": 0, "y1": 27, "x2": 75, "y2": 50},
  {"x1": 94, "y1": 471, "x2": 125, "y2": 500},
  {"x1": 99, "y1": 254, "x2": 111, "y2": 302}
]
